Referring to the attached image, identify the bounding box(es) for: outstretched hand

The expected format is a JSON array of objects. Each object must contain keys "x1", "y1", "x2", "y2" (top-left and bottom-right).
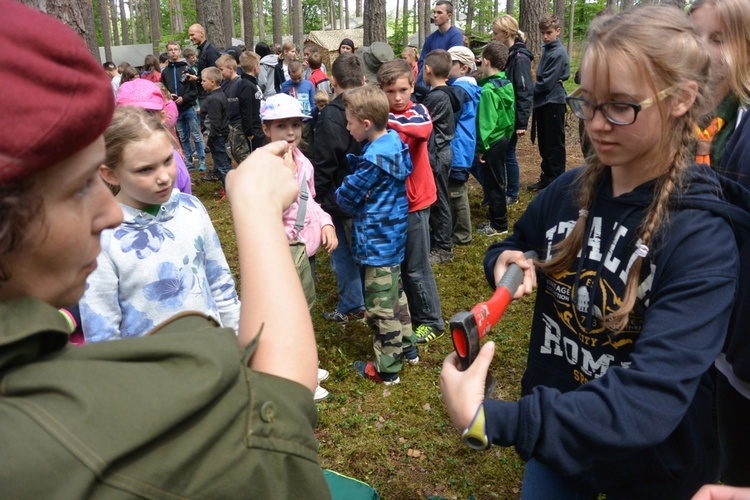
[
  {"x1": 440, "y1": 341, "x2": 496, "y2": 431},
  {"x1": 226, "y1": 141, "x2": 298, "y2": 215}
]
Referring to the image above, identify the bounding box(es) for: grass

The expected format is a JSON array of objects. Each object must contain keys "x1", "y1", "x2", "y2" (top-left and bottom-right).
[{"x1": 193, "y1": 107, "x2": 585, "y2": 500}]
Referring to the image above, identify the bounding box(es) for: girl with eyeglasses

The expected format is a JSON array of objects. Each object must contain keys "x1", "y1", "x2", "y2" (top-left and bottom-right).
[
  {"x1": 689, "y1": 0, "x2": 750, "y2": 487},
  {"x1": 440, "y1": 5, "x2": 750, "y2": 498}
]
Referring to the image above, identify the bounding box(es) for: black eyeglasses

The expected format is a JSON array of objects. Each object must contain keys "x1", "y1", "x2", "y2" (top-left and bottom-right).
[{"x1": 565, "y1": 86, "x2": 676, "y2": 126}]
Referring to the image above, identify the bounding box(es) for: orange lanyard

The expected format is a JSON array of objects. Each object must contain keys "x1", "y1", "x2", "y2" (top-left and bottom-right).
[{"x1": 694, "y1": 116, "x2": 726, "y2": 164}]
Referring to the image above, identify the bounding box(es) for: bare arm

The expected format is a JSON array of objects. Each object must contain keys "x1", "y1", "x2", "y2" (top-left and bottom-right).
[{"x1": 226, "y1": 141, "x2": 318, "y2": 392}]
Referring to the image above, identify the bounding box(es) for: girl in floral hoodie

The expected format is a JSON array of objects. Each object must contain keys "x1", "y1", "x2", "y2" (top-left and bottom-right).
[{"x1": 80, "y1": 107, "x2": 240, "y2": 341}]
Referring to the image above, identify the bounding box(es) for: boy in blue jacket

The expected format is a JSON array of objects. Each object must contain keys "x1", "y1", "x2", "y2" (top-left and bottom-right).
[
  {"x1": 529, "y1": 13, "x2": 569, "y2": 191},
  {"x1": 335, "y1": 85, "x2": 418, "y2": 385}
]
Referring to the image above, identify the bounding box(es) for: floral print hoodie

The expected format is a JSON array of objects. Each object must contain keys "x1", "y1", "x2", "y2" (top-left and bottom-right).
[{"x1": 81, "y1": 189, "x2": 240, "y2": 342}]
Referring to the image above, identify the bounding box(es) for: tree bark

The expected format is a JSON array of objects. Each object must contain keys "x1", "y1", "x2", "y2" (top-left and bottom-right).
[
  {"x1": 140, "y1": 0, "x2": 148, "y2": 44},
  {"x1": 417, "y1": 0, "x2": 424, "y2": 48},
  {"x1": 99, "y1": 0, "x2": 113, "y2": 62},
  {"x1": 345, "y1": 0, "x2": 350, "y2": 29},
  {"x1": 506, "y1": 0, "x2": 514, "y2": 16},
  {"x1": 223, "y1": 0, "x2": 234, "y2": 44},
  {"x1": 493, "y1": 0, "x2": 498, "y2": 20},
  {"x1": 257, "y1": 0, "x2": 265, "y2": 41},
  {"x1": 109, "y1": 0, "x2": 120, "y2": 45},
  {"x1": 293, "y1": 0, "x2": 303, "y2": 44},
  {"x1": 150, "y1": 0, "x2": 161, "y2": 56},
  {"x1": 466, "y1": 0, "x2": 474, "y2": 33},
  {"x1": 197, "y1": 0, "x2": 231, "y2": 48},
  {"x1": 422, "y1": 0, "x2": 430, "y2": 44},
  {"x1": 338, "y1": 0, "x2": 344, "y2": 31},
  {"x1": 363, "y1": 0, "x2": 386, "y2": 45},
  {"x1": 553, "y1": 0, "x2": 565, "y2": 31},
  {"x1": 120, "y1": 0, "x2": 129, "y2": 44},
  {"x1": 519, "y1": 0, "x2": 544, "y2": 59},
  {"x1": 243, "y1": 0, "x2": 255, "y2": 49},
  {"x1": 20, "y1": 0, "x2": 100, "y2": 60},
  {"x1": 272, "y1": 0, "x2": 283, "y2": 44},
  {"x1": 356, "y1": 0, "x2": 362, "y2": 17},
  {"x1": 402, "y1": 0, "x2": 408, "y2": 47}
]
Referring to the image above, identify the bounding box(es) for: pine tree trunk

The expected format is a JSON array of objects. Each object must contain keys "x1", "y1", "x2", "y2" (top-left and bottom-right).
[
  {"x1": 493, "y1": 0, "x2": 498, "y2": 20},
  {"x1": 553, "y1": 0, "x2": 565, "y2": 31},
  {"x1": 109, "y1": 0, "x2": 120, "y2": 45},
  {"x1": 356, "y1": 0, "x2": 362, "y2": 17},
  {"x1": 338, "y1": 0, "x2": 344, "y2": 31},
  {"x1": 120, "y1": 0, "x2": 129, "y2": 44},
  {"x1": 197, "y1": 0, "x2": 231, "y2": 49},
  {"x1": 363, "y1": 0, "x2": 386, "y2": 45},
  {"x1": 150, "y1": 0, "x2": 160, "y2": 55},
  {"x1": 293, "y1": 0, "x2": 303, "y2": 44},
  {"x1": 99, "y1": 0, "x2": 113, "y2": 62},
  {"x1": 402, "y1": 0, "x2": 408, "y2": 47},
  {"x1": 243, "y1": 0, "x2": 255, "y2": 49},
  {"x1": 272, "y1": 0, "x2": 282, "y2": 44},
  {"x1": 224, "y1": 0, "x2": 234, "y2": 44},
  {"x1": 140, "y1": 0, "x2": 148, "y2": 44},
  {"x1": 21, "y1": 0, "x2": 100, "y2": 60},
  {"x1": 506, "y1": 0, "x2": 514, "y2": 16},
  {"x1": 519, "y1": 0, "x2": 545, "y2": 58},
  {"x1": 466, "y1": 0, "x2": 473, "y2": 33},
  {"x1": 345, "y1": 0, "x2": 350, "y2": 29},
  {"x1": 257, "y1": 0, "x2": 265, "y2": 41},
  {"x1": 422, "y1": 0, "x2": 430, "y2": 44}
]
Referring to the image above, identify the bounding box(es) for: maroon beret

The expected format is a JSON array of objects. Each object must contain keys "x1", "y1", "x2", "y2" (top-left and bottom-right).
[{"x1": 0, "y1": 0, "x2": 115, "y2": 185}]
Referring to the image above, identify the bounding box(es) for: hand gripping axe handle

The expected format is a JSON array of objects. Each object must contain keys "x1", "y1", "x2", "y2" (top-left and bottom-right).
[{"x1": 449, "y1": 251, "x2": 537, "y2": 398}]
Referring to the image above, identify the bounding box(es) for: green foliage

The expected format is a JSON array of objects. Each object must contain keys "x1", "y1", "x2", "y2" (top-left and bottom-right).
[
  {"x1": 387, "y1": 11, "x2": 412, "y2": 56},
  {"x1": 570, "y1": 0, "x2": 607, "y2": 40}
]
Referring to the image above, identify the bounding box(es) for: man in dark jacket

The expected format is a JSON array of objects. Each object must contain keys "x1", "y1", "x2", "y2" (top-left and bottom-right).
[
  {"x1": 162, "y1": 40, "x2": 206, "y2": 170},
  {"x1": 313, "y1": 53, "x2": 366, "y2": 323}
]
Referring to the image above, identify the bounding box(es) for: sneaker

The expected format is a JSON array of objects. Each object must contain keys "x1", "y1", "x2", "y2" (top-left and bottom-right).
[
  {"x1": 403, "y1": 345, "x2": 420, "y2": 365},
  {"x1": 323, "y1": 309, "x2": 365, "y2": 324},
  {"x1": 429, "y1": 248, "x2": 454, "y2": 264},
  {"x1": 314, "y1": 385, "x2": 329, "y2": 402},
  {"x1": 478, "y1": 225, "x2": 508, "y2": 237},
  {"x1": 352, "y1": 361, "x2": 400, "y2": 385},
  {"x1": 527, "y1": 180, "x2": 550, "y2": 192},
  {"x1": 506, "y1": 197, "x2": 519, "y2": 206},
  {"x1": 215, "y1": 187, "x2": 226, "y2": 202},
  {"x1": 414, "y1": 324, "x2": 445, "y2": 344},
  {"x1": 198, "y1": 162, "x2": 207, "y2": 172},
  {"x1": 317, "y1": 368, "x2": 330, "y2": 383},
  {"x1": 477, "y1": 221, "x2": 491, "y2": 231},
  {"x1": 201, "y1": 171, "x2": 220, "y2": 182}
]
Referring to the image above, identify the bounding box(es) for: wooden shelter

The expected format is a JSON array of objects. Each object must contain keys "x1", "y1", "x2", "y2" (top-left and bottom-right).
[{"x1": 303, "y1": 29, "x2": 364, "y2": 70}]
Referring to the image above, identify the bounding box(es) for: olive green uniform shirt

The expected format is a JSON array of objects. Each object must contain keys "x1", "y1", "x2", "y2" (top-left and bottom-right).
[{"x1": 0, "y1": 297, "x2": 331, "y2": 499}]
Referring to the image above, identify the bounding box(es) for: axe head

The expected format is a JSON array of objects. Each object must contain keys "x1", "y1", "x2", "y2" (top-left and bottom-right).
[{"x1": 450, "y1": 311, "x2": 480, "y2": 371}]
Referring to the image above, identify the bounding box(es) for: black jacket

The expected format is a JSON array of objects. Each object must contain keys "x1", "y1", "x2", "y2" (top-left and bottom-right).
[
  {"x1": 239, "y1": 73, "x2": 265, "y2": 147},
  {"x1": 196, "y1": 40, "x2": 221, "y2": 73},
  {"x1": 201, "y1": 89, "x2": 229, "y2": 138},
  {"x1": 161, "y1": 60, "x2": 198, "y2": 112},
  {"x1": 312, "y1": 93, "x2": 362, "y2": 218},
  {"x1": 505, "y1": 39, "x2": 534, "y2": 130}
]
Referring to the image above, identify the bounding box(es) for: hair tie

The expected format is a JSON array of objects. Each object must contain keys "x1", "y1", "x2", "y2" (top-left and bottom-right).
[
  {"x1": 578, "y1": 209, "x2": 589, "y2": 218},
  {"x1": 635, "y1": 244, "x2": 649, "y2": 258}
]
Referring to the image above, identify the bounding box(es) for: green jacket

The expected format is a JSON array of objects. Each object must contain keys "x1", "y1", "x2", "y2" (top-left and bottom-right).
[
  {"x1": 0, "y1": 297, "x2": 331, "y2": 499},
  {"x1": 476, "y1": 71, "x2": 515, "y2": 153}
]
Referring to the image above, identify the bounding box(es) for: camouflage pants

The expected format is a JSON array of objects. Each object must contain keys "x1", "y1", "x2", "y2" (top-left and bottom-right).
[
  {"x1": 228, "y1": 124, "x2": 250, "y2": 165},
  {"x1": 364, "y1": 265, "x2": 416, "y2": 375}
]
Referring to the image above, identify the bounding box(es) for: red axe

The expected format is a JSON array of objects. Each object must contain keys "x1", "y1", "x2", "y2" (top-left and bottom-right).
[{"x1": 450, "y1": 251, "x2": 537, "y2": 398}]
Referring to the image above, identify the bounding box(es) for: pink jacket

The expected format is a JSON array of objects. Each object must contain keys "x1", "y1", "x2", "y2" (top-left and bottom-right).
[{"x1": 283, "y1": 149, "x2": 333, "y2": 257}]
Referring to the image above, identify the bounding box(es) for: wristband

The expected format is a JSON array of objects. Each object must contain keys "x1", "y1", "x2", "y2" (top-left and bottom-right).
[{"x1": 461, "y1": 403, "x2": 489, "y2": 450}]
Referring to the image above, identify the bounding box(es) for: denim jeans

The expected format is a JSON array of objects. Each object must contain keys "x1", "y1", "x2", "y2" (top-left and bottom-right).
[
  {"x1": 207, "y1": 134, "x2": 231, "y2": 186},
  {"x1": 329, "y1": 216, "x2": 364, "y2": 315},
  {"x1": 401, "y1": 208, "x2": 444, "y2": 330},
  {"x1": 505, "y1": 133, "x2": 520, "y2": 200},
  {"x1": 521, "y1": 459, "x2": 597, "y2": 500},
  {"x1": 176, "y1": 107, "x2": 205, "y2": 164}
]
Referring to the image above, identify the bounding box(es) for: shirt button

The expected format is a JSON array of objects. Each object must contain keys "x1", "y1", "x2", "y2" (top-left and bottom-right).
[{"x1": 260, "y1": 401, "x2": 276, "y2": 422}]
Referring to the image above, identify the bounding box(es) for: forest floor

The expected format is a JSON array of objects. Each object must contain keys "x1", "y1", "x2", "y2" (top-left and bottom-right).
[{"x1": 193, "y1": 115, "x2": 585, "y2": 499}]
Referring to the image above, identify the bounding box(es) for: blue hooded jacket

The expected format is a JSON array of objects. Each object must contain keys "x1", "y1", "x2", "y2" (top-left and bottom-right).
[
  {"x1": 448, "y1": 76, "x2": 482, "y2": 170},
  {"x1": 482, "y1": 164, "x2": 750, "y2": 497},
  {"x1": 336, "y1": 130, "x2": 413, "y2": 266}
]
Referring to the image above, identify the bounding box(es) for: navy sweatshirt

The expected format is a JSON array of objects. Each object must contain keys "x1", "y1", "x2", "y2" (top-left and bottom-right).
[{"x1": 482, "y1": 165, "x2": 750, "y2": 498}]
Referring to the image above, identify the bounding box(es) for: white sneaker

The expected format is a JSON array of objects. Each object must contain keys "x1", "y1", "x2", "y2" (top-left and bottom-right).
[
  {"x1": 314, "y1": 385, "x2": 329, "y2": 402},
  {"x1": 317, "y1": 368, "x2": 330, "y2": 383}
]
